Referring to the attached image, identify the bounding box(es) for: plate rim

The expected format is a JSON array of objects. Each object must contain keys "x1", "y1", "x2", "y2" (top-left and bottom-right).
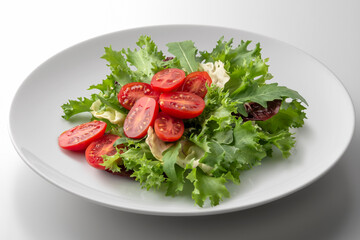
[{"x1": 9, "y1": 24, "x2": 356, "y2": 216}]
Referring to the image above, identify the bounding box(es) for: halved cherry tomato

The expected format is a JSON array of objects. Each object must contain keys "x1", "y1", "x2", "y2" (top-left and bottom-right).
[
  {"x1": 159, "y1": 92, "x2": 205, "y2": 119},
  {"x1": 58, "y1": 120, "x2": 107, "y2": 151},
  {"x1": 85, "y1": 134, "x2": 120, "y2": 170},
  {"x1": 123, "y1": 96, "x2": 159, "y2": 139},
  {"x1": 117, "y1": 82, "x2": 160, "y2": 110},
  {"x1": 154, "y1": 112, "x2": 184, "y2": 142},
  {"x1": 181, "y1": 71, "x2": 212, "y2": 98},
  {"x1": 151, "y1": 68, "x2": 185, "y2": 92}
]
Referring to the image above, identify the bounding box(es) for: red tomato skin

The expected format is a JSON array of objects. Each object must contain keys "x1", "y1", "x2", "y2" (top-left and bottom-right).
[
  {"x1": 154, "y1": 112, "x2": 184, "y2": 142},
  {"x1": 159, "y1": 92, "x2": 205, "y2": 119},
  {"x1": 151, "y1": 68, "x2": 186, "y2": 92},
  {"x1": 117, "y1": 82, "x2": 160, "y2": 110},
  {"x1": 181, "y1": 71, "x2": 212, "y2": 98},
  {"x1": 123, "y1": 96, "x2": 159, "y2": 139},
  {"x1": 58, "y1": 121, "x2": 107, "y2": 151},
  {"x1": 85, "y1": 134, "x2": 120, "y2": 170}
]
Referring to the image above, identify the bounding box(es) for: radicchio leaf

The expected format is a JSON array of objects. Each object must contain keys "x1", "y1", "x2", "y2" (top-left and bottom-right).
[{"x1": 240, "y1": 100, "x2": 282, "y2": 121}]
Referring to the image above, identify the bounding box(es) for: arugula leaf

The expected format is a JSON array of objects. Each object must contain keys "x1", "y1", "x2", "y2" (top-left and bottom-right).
[
  {"x1": 167, "y1": 40, "x2": 199, "y2": 73},
  {"x1": 187, "y1": 167, "x2": 230, "y2": 207},
  {"x1": 61, "y1": 95, "x2": 95, "y2": 120}
]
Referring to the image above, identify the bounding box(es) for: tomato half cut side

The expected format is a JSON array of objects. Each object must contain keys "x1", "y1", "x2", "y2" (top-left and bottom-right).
[
  {"x1": 118, "y1": 82, "x2": 160, "y2": 110},
  {"x1": 58, "y1": 120, "x2": 107, "y2": 151},
  {"x1": 85, "y1": 134, "x2": 120, "y2": 170},
  {"x1": 151, "y1": 68, "x2": 186, "y2": 92},
  {"x1": 154, "y1": 112, "x2": 184, "y2": 142},
  {"x1": 123, "y1": 96, "x2": 159, "y2": 139},
  {"x1": 159, "y1": 92, "x2": 205, "y2": 119},
  {"x1": 181, "y1": 71, "x2": 212, "y2": 98}
]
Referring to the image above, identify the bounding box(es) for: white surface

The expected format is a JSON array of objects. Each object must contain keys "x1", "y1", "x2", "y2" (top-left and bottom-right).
[
  {"x1": 1, "y1": 0, "x2": 360, "y2": 238},
  {"x1": 9, "y1": 25, "x2": 355, "y2": 216}
]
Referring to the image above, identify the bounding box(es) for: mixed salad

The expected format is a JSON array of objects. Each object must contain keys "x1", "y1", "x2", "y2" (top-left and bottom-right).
[{"x1": 58, "y1": 35, "x2": 307, "y2": 207}]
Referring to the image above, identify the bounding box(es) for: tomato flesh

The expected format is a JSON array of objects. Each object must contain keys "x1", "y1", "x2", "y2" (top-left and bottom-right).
[
  {"x1": 182, "y1": 71, "x2": 212, "y2": 98},
  {"x1": 85, "y1": 134, "x2": 120, "y2": 170},
  {"x1": 154, "y1": 112, "x2": 184, "y2": 142},
  {"x1": 118, "y1": 82, "x2": 160, "y2": 110},
  {"x1": 58, "y1": 120, "x2": 107, "y2": 151},
  {"x1": 151, "y1": 68, "x2": 186, "y2": 92},
  {"x1": 123, "y1": 96, "x2": 159, "y2": 139},
  {"x1": 159, "y1": 92, "x2": 205, "y2": 119}
]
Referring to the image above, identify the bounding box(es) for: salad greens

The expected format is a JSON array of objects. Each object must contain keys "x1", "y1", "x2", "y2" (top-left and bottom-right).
[{"x1": 61, "y1": 35, "x2": 307, "y2": 207}]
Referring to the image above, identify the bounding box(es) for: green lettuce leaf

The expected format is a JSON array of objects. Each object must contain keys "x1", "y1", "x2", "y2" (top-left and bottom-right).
[
  {"x1": 233, "y1": 121, "x2": 267, "y2": 168},
  {"x1": 102, "y1": 45, "x2": 130, "y2": 72},
  {"x1": 101, "y1": 46, "x2": 132, "y2": 87},
  {"x1": 165, "y1": 165, "x2": 186, "y2": 196},
  {"x1": 259, "y1": 130, "x2": 295, "y2": 158},
  {"x1": 224, "y1": 57, "x2": 272, "y2": 95},
  {"x1": 199, "y1": 37, "x2": 233, "y2": 64},
  {"x1": 257, "y1": 100, "x2": 307, "y2": 133},
  {"x1": 162, "y1": 142, "x2": 182, "y2": 182},
  {"x1": 200, "y1": 37, "x2": 262, "y2": 72},
  {"x1": 227, "y1": 41, "x2": 262, "y2": 71},
  {"x1": 120, "y1": 142, "x2": 165, "y2": 190},
  {"x1": 233, "y1": 83, "x2": 308, "y2": 116},
  {"x1": 187, "y1": 167, "x2": 230, "y2": 207},
  {"x1": 200, "y1": 141, "x2": 241, "y2": 183},
  {"x1": 101, "y1": 152, "x2": 122, "y2": 172},
  {"x1": 61, "y1": 95, "x2": 96, "y2": 120},
  {"x1": 123, "y1": 35, "x2": 165, "y2": 83},
  {"x1": 166, "y1": 40, "x2": 199, "y2": 73}
]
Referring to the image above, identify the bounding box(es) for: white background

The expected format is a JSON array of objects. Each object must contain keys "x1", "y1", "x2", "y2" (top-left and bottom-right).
[{"x1": 1, "y1": 0, "x2": 359, "y2": 239}]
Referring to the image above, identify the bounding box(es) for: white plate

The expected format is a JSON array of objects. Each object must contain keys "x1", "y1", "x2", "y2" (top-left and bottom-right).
[{"x1": 9, "y1": 25, "x2": 355, "y2": 216}]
